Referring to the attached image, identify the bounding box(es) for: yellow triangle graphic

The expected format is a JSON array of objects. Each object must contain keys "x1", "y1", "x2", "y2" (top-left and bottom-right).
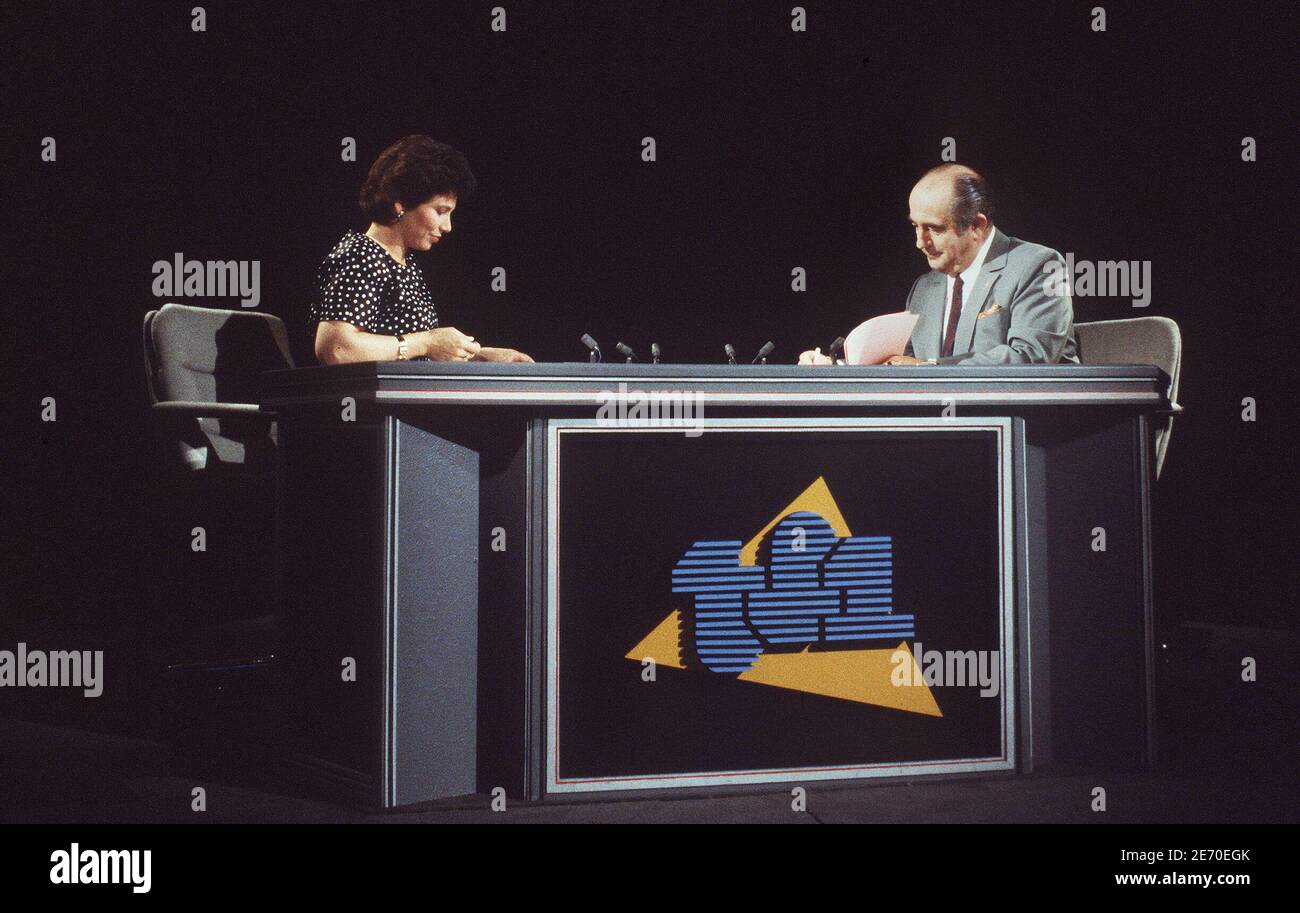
[
  {"x1": 624, "y1": 610, "x2": 685, "y2": 669},
  {"x1": 738, "y1": 642, "x2": 942, "y2": 715},
  {"x1": 739, "y1": 476, "x2": 851, "y2": 566}
]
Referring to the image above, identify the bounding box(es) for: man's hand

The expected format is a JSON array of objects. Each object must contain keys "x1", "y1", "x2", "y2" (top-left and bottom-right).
[
  {"x1": 420, "y1": 327, "x2": 481, "y2": 361},
  {"x1": 798, "y1": 347, "x2": 834, "y2": 365},
  {"x1": 884, "y1": 355, "x2": 930, "y2": 365},
  {"x1": 471, "y1": 346, "x2": 535, "y2": 363}
]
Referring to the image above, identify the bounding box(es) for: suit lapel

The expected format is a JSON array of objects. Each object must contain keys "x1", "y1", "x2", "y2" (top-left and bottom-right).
[
  {"x1": 954, "y1": 228, "x2": 1011, "y2": 355},
  {"x1": 910, "y1": 272, "x2": 947, "y2": 360}
]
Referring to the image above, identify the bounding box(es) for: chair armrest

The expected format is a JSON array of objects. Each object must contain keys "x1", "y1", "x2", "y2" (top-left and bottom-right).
[{"x1": 151, "y1": 401, "x2": 278, "y2": 419}]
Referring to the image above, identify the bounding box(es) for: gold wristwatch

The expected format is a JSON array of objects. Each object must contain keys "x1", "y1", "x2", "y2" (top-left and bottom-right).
[{"x1": 396, "y1": 335, "x2": 409, "y2": 360}]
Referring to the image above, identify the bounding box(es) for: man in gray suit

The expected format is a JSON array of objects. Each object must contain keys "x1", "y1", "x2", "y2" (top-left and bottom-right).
[{"x1": 801, "y1": 164, "x2": 1078, "y2": 365}]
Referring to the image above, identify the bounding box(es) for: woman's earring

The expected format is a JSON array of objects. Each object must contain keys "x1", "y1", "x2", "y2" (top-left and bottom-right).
[{"x1": 395, "y1": 209, "x2": 405, "y2": 220}]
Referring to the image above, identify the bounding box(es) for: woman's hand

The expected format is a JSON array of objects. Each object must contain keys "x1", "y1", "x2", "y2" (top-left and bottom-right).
[
  {"x1": 419, "y1": 327, "x2": 481, "y2": 361},
  {"x1": 798, "y1": 347, "x2": 833, "y2": 365},
  {"x1": 471, "y1": 346, "x2": 535, "y2": 363}
]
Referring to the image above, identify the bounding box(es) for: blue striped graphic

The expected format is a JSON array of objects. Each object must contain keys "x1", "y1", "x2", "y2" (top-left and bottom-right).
[{"x1": 672, "y1": 512, "x2": 916, "y2": 673}]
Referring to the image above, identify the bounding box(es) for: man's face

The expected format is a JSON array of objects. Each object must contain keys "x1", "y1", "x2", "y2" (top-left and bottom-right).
[
  {"x1": 908, "y1": 178, "x2": 985, "y2": 276},
  {"x1": 401, "y1": 194, "x2": 457, "y2": 251}
]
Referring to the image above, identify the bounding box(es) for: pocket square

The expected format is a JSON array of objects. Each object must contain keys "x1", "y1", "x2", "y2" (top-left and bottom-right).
[{"x1": 976, "y1": 303, "x2": 1004, "y2": 319}]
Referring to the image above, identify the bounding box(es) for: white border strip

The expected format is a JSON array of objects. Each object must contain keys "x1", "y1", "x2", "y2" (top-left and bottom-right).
[
  {"x1": 381, "y1": 417, "x2": 399, "y2": 807},
  {"x1": 376, "y1": 372, "x2": 1158, "y2": 386},
  {"x1": 544, "y1": 416, "x2": 1017, "y2": 794},
  {"x1": 378, "y1": 389, "x2": 1159, "y2": 405}
]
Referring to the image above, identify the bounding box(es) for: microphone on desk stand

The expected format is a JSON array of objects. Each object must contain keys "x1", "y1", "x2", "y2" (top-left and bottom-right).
[
  {"x1": 580, "y1": 333, "x2": 602, "y2": 363},
  {"x1": 615, "y1": 342, "x2": 637, "y2": 363},
  {"x1": 827, "y1": 336, "x2": 846, "y2": 366},
  {"x1": 752, "y1": 341, "x2": 775, "y2": 365},
  {"x1": 724, "y1": 343, "x2": 737, "y2": 366},
  {"x1": 650, "y1": 342, "x2": 662, "y2": 364}
]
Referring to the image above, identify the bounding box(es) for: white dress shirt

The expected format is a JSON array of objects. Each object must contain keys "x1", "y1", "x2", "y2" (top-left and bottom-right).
[{"x1": 940, "y1": 227, "x2": 997, "y2": 343}]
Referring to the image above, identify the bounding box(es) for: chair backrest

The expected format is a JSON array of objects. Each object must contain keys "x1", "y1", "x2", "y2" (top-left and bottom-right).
[
  {"x1": 143, "y1": 303, "x2": 295, "y2": 472},
  {"x1": 1074, "y1": 316, "x2": 1182, "y2": 478}
]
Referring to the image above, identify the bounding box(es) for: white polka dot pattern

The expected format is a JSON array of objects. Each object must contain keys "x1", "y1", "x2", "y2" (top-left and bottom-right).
[{"x1": 309, "y1": 230, "x2": 439, "y2": 335}]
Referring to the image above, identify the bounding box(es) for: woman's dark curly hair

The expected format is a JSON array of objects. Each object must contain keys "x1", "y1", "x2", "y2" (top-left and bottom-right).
[{"x1": 359, "y1": 135, "x2": 477, "y2": 225}]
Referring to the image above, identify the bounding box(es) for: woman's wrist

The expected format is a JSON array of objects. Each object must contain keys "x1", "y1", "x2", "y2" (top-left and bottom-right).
[{"x1": 411, "y1": 329, "x2": 435, "y2": 359}]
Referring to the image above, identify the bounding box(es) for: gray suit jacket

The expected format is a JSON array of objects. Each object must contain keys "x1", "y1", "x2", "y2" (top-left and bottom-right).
[{"x1": 903, "y1": 228, "x2": 1079, "y2": 365}]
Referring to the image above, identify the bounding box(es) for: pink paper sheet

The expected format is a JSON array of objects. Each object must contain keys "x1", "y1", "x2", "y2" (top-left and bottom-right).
[{"x1": 844, "y1": 311, "x2": 921, "y2": 365}]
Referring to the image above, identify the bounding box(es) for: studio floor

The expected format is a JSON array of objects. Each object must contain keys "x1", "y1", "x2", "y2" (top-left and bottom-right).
[
  {"x1": 3, "y1": 705, "x2": 1294, "y2": 825},
  {"x1": 3, "y1": 620, "x2": 1295, "y2": 825}
]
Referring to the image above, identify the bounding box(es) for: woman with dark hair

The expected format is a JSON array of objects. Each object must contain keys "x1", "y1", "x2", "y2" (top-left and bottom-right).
[{"x1": 311, "y1": 135, "x2": 533, "y2": 364}]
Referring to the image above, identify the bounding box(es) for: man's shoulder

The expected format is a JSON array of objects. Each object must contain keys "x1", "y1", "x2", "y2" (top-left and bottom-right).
[{"x1": 998, "y1": 231, "x2": 1065, "y2": 274}]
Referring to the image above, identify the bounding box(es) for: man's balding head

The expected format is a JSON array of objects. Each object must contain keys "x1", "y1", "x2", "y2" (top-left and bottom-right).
[
  {"x1": 915, "y1": 164, "x2": 996, "y2": 233},
  {"x1": 908, "y1": 164, "x2": 996, "y2": 275}
]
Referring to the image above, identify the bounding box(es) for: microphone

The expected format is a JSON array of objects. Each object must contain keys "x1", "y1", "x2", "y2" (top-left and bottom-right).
[
  {"x1": 615, "y1": 341, "x2": 637, "y2": 363},
  {"x1": 752, "y1": 341, "x2": 775, "y2": 365},
  {"x1": 827, "y1": 336, "x2": 846, "y2": 361},
  {"x1": 724, "y1": 343, "x2": 737, "y2": 366},
  {"x1": 650, "y1": 342, "x2": 662, "y2": 364},
  {"x1": 580, "y1": 333, "x2": 602, "y2": 363}
]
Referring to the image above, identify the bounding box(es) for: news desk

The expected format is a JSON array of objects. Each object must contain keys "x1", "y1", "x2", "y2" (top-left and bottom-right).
[{"x1": 262, "y1": 362, "x2": 1171, "y2": 807}]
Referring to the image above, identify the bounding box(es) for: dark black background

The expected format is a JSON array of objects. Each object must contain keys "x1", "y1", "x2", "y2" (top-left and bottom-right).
[
  {"x1": 557, "y1": 429, "x2": 1004, "y2": 780},
  {"x1": 3, "y1": 1, "x2": 1296, "y2": 741}
]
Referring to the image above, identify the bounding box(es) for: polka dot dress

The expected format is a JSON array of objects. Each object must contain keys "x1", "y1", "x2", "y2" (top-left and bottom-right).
[{"x1": 310, "y1": 230, "x2": 439, "y2": 336}]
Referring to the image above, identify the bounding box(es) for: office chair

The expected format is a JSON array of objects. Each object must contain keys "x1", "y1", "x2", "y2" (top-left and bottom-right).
[
  {"x1": 142, "y1": 302, "x2": 294, "y2": 765},
  {"x1": 1074, "y1": 316, "x2": 1183, "y2": 479},
  {"x1": 143, "y1": 302, "x2": 293, "y2": 474}
]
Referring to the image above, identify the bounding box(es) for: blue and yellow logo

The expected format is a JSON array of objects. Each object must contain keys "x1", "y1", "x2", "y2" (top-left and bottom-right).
[{"x1": 626, "y1": 477, "x2": 941, "y2": 716}]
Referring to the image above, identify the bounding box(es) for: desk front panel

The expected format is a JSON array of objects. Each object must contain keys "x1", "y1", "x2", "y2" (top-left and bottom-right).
[{"x1": 541, "y1": 417, "x2": 1018, "y2": 794}]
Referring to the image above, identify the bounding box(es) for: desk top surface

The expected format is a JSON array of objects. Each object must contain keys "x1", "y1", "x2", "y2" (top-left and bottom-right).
[{"x1": 262, "y1": 361, "x2": 1172, "y2": 409}]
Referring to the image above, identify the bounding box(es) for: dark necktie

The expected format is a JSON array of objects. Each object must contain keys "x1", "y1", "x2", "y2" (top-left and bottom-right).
[{"x1": 941, "y1": 275, "x2": 963, "y2": 358}]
